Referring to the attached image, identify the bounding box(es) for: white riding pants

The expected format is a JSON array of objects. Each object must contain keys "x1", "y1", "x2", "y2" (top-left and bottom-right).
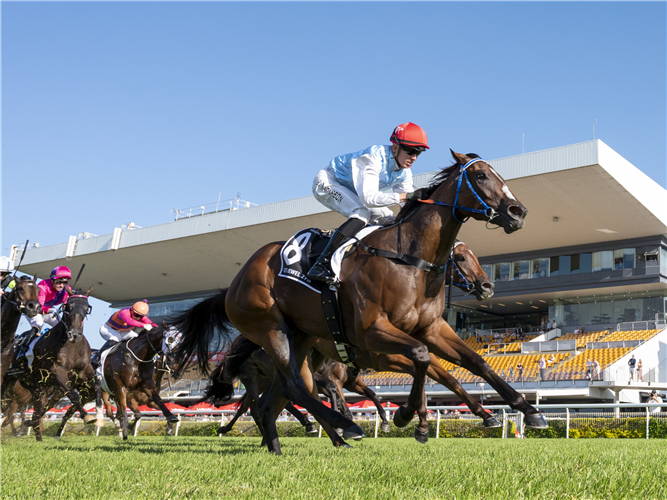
[
  {"x1": 99, "y1": 323, "x2": 139, "y2": 343},
  {"x1": 29, "y1": 312, "x2": 59, "y2": 330},
  {"x1": 312, "y1": 169, "x2": 394, "y2": 225}
]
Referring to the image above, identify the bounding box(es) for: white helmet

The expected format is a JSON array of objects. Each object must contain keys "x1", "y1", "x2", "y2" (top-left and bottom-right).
[{"x1": 0, "y1": 256, "x2": 14, "y2": 273}]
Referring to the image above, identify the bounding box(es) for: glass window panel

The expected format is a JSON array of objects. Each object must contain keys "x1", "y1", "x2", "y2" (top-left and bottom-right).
[
  {"x1": 531, "y1": 259, "x2": 540, "y2": 278},
  {"x1": 559, "y1": 255, "x2": 571, "y2": 275},
  {"x1": 570, "y1": 254, "x2": 581, "y2": 274},
  {"x1": 498, "y1": 262, "x2": 510, "y2": 281},
  {"x1": 579, "y1": 253, "x2": 592, "y2": 273},
  {"x1": 592, "y1": 252, "x2": 602, "y2": 272},
  {"x1": 482, "y1": 264, "x2": 492, "y2": 280},
  {"x1": 550, "y1": 256, "x2": 560, "y2": 277},
  {"x1": 613, "y1": 249, "x2": 624, "y2": 270},
  {"x1": 519, "y1": 260, "x2": 530, "y2": 279},
  {"x1": 601, "y1": 250, "x2": 613, "y2": 271},
  {"x1": 662, "y1": 248, "x2": 667, "y2": 275},
  {"x1": 493, "y1": 264, "x2": 501, "y2": 282},
  {"x1": 623, "y1": 248, "x2": 635, "y2": 269},
  {"x1": 511, "y1": 261, "x2": 520, "y2": 281}
]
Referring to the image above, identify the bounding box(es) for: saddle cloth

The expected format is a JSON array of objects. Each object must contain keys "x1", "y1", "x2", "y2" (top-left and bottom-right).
[
  {"x1": 96, "y1": 347, "x2": 114, "y2": 396},
  {"x1": 278, "y1": 226, "x2": 381, "y2": 293}
]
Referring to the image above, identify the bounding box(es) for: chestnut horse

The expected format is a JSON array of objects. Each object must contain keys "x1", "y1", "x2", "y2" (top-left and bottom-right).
[
  {"x1": 1, "y1": 276, "x2": 40, "y2": 386},
  {"x1": 1, "y1": 289, "x2": 99, "y2": 440},
  {"x1": 173, "y1": 151, "x2": 545, "y2": 454}
]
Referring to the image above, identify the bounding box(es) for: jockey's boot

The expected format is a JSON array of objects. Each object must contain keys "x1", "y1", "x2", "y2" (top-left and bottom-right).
[
  {"x1": 91, "y1": 340, "x2": 117, "y2": 368},
  {"x1": 306, "y1": 218, "x2": 366, "y2": 285}
]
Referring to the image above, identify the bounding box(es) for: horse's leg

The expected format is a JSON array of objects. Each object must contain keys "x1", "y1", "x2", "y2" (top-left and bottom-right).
[
  {"x1": 359, "y1": 318, "x2": 431, "y2": 442},
  {"x1": 372, "y1": 352, "x2": 501, "y2": 428},
  {"x1": 344, "y1": 375, "x2": 390, "y2": 433},
  {"x1": 219, "y1": 394, "x2": 249, "y2": 434},
  {"x1": 416, "y1": 320, "x2": 547, "y2": 428},
  {"x1": 51, "y1": 368, "x2": 96, "y2": 425},
  {"x1": 126, "y1": 397, "x2": 141, "y2": 431},
  {"x1": 56, "y1": 405, "x2": 77, "y2": 438},
  {"x1": 330, "y1": 376, "x2": 354, "y2": 422},
  {"x1": 243, "y1": 324, "x2": 360, "y2": 454},
  {"x1": 284, "y1": 401, "x2": 317, "y2": 433},
  {"x1": 116, "y1": 387, "x2": 129, "y2": 440},
  {"x1": 30, "y1": 390, "x2": 47, "y2": 442},
  {"x1": 141, "y1": 378, "x2": 179, "y2": 425},
  {"x1": 313, "y1": 374, "x2": 344, "y2": 420}
]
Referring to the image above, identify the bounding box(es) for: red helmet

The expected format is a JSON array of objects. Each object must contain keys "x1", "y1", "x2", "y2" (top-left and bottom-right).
[
  {"x1": 50, "y1": 266, "x2": 72, "y2": 280},
  {"x1": 390, "y1": 122, "x2": 429, "y2": 150}
]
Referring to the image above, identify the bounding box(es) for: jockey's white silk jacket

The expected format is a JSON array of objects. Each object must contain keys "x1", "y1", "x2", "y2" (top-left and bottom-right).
[{"x1": 327, "y1": 145, "x2": 414, "y2": 208}]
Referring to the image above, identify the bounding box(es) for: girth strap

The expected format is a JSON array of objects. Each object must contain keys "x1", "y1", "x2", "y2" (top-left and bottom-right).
[{"x1": 321, "y1": 286, "x2": 357, "y2": 367}]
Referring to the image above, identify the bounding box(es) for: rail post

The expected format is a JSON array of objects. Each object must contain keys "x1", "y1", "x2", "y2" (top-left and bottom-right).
[
  {"x1": 218, "y1": 411, "x2": 226, "y2": 437},
  {"x1": 174, "y1": 415, "x2": 181, "y2": 437},
  {"x1": 501, "y1": 409, "x2": 506, "y2": 439},
  {"x1": 134, "y1": 418, "x2": 141, "y2": 437},
  {"x1": 566, "y1": 408, "x2": 570, "y2": 439},
  {"x1": 646, "y1": 407, "x2": 650, "y2": 439},
  {"x1": 436, "y1": 410, "x2": 441, "y2": 439}
]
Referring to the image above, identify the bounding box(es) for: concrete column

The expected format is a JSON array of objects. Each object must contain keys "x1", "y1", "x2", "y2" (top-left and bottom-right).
[{"x1": 614, "y1": 390, "x2": 621, "y2": 418}]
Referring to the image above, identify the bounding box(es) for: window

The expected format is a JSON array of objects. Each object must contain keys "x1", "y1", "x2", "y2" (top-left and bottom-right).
[
  {"x1": 579, "y1": 253, "x2": 592, "y2": 274},
  {"x1": 531, "y1": 258, "x2": 549, "y2": 278},
  {"x1": 511, "y1": 260, "x2": 530, "y2": 280},
  {"x1": 493, "y1": 262, "x2": 510, "y2": 282},
  {"x1": 559, "y1": 255, "x2": 571, "y2": 276},
  {"x1": 623, "y1": 248, "x2": 635, "y2": 269},
  {"x1": 613, "y1": 249, "x2": 624, "y2": 270},
  {"x1": 550, "y1": 256, "x2": 560, "y2": 277},
  {"x1": 482, "y1": 264, "x2": 492, "y2": 280}
]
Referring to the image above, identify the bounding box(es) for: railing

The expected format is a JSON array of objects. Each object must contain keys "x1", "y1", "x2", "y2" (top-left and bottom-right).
[
  {"x1": 616, "y1": 321, "x2": 658, "y2": 331},
  {"x1": 172, "y1": 196, "x2": 258, "y2": 220},
  {"x1": 521, "y1": 339, "x2": 576, "y2": 353},
  {"x1": 8, "y1": 403, "x2": 664, "y2": 439},
  {"x1": 587, "y1": 340, "x2": 643, "y2": 349}
]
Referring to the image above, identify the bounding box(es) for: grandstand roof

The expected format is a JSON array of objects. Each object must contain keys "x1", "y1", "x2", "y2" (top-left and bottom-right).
[{"x1": 15, "y1": 140, "x2": 667, "y2": 305}]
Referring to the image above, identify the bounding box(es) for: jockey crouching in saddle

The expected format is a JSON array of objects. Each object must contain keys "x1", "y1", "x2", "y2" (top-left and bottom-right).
[
  {"x1": 91, "y1": 300, "x2": 158, "y2": 368},
  {"x1": 307, "y1": 122, "x2": 429, "y2": 285},
  {"x1": 15, "y1": 265, "x2": 72, "y2": 360}
]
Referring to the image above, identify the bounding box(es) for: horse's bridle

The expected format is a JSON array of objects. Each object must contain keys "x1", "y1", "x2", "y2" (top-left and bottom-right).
[
  {"x1": 445, "y1": 243, "x2": 476, "y2": 294},
  {"x1": 61, "y1": 294, "x2": 93, "y2": 337},
  {"x1": 418, "y1": 158, "x2": 498, "y2": 223},
  {"x1": 124, "y1": 328, "x2": 164, "y2": 363},
  {"x1": 2, "y1": 279, "x2": 38, "y2": 314}
]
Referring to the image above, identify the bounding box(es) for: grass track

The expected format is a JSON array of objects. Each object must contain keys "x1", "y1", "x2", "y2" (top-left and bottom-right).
[{"x1": 2, "y1": 436, "x2": 666, "y2": 499}]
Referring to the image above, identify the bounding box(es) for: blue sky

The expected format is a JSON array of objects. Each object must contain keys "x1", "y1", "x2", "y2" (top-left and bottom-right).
[{"x1": 2, "y1": 2, "x2": 665, "y2": 346}]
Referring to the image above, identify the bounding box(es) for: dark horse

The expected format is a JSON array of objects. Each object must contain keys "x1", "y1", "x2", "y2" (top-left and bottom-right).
[
  {"x1": 1, "y1": 288, "x2": 99, "y2": 440},
  {"x1": 1, "y1": 276, "x2": 41, "y2": 386},
  {"x1": 173, "y1": 151, "x2": 546, "y2": 454},
  {"x1": 94, "y1": 325, "x2": 180, "y2": 440}
]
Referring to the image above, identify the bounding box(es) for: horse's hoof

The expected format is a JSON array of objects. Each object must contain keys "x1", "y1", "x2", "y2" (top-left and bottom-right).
[
  {"x1": 393, "y1": 406, "x2": 414, "y2": 428},
  {"x1": 342, "y1": 424, "x2": 365, "y2": 440},
  {"x1": 483, "y1": 417, "x2": 502, "y2": 428},
  {"x1": 217, "y1": 426, "x2": 229, "y2": 435},
  {"x1": 525, "y1": 413, "x2": 549, "y2": 429},
  {"x1": 338, "y1": 442, "x2": 353, "y2": 449},
  {"x1": 83, "y1": 414, "x2": 97, "y2": 425},
  {"x1": 414, "y1": 429, "x2": 429, "y2": 444},
  {"x1": 166, "y1": 428, "x2": 174, "y2": 436},
  {"x1": 167, "y1": 416, "x2": 179, "y2": 423},
  {"x1": 305, "y1": 423, "x2": 318, "y2": 434},
  {"x1": 381, "y1": 422, "x2": 391, "y2": 433}
]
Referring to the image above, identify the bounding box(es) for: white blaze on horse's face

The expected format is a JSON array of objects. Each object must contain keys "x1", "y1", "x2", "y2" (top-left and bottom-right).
[{"x1": 488, "y1": 166, "x2": 517, "y2": 201}]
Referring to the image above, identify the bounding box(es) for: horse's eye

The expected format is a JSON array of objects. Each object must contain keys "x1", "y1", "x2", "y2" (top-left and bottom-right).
[
  {"x1": 456, "y1": 255, "x2": 466, "y2": 262},
  {"x1": 477, "y1": 172, "x2": 487, "y2": 180}
]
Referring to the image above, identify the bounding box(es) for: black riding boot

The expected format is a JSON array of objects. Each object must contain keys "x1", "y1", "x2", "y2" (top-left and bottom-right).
[
  {"x1": 306, "y1": 218, "x2": 366, "y2": 285},
  {"x1": 91, "y1": 340, "x2": 117, "y2": 368}
]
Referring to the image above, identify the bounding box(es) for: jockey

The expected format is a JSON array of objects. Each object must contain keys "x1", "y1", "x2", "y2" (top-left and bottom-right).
[
  {"x1": 0, "y1": 256, "x2": 15, "y2": 296},
  {"x1": 307, "y1": 122, "x2": 429, "y2": 284},
  {"x1": 92, "y1": 300, "x2": 158, "y2": 367},
  {"x1": 16, "y1": 266, "x2": 72, "y2": 356}
]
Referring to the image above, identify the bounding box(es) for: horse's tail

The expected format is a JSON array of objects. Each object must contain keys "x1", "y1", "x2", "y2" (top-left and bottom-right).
[
  {"x1": 198, "y1": 336, "x2": 261, "y2": 404},
  {"x1": 168, "y1": 288, "x2": 237, "y2": 378}
]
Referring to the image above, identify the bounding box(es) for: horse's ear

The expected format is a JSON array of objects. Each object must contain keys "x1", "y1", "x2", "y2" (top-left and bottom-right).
[
  {"x1": 450, "y1": 150, "x2": 470, "y2": 165},
  {"x1": 85, "y1": 285, "x2": 94, "y2": 296}
]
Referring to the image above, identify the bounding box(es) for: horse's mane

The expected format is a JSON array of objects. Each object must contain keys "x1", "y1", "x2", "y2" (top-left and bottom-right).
[{"x1": 395, "y1": 153, "x2": 480, "y2": 221}]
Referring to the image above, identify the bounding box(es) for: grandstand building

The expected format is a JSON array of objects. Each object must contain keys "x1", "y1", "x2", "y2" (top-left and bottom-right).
[{"x1": 14, "y1": 140, "x2": 667, "y2": 407}]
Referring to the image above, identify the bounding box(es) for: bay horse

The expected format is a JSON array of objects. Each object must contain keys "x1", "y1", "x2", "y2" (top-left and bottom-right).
[
  {"x1": 95, "y1": 325, "x2": 179, "y2": 440},
  {"x1": 1, "y1": 288, "x2": 99, "y2": 441},
  {"x1": 1, "y1": 276, "x2": 40, "y2": 386},
  {"x1": 173, "y1": 151, "x2": 545, "y2": 454},
  {"x1": 54, "y1": 352, "x2": 176, "y2": 437}
]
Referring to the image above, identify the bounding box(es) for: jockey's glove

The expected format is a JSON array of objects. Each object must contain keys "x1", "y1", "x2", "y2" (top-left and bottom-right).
[{"x1": 405, "y1": 188, "x2": 426, "y2": 201}]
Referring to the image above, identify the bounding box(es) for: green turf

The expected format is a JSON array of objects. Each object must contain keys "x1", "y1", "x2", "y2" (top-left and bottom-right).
[{"x1": 2, "y1": 436, "x2": 666, "y2": 499}]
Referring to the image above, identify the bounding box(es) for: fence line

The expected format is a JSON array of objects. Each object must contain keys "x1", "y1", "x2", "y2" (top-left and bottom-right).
[{"x1": 7, "y1": 403, "x2": 665, "y2": 439}]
